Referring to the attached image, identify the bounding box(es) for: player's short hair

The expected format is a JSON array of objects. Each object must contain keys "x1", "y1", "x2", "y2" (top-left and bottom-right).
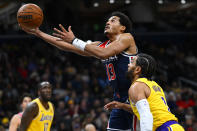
[
  {"x1": 38, "y1": 81, "x2": 52, "y2": 90},
  {"x1": 136, "y1": 53, "x2": 156, "y2": 80},
  {"x1": 19, "y1": 93, "x2": 33, "y2": 104},
  {"x1": 111, "y1": 11, "x2": 132, "y2": 33}
]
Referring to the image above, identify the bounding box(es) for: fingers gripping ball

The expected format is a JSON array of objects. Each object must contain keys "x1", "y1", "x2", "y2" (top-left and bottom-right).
[{"x1": 17, "y1": 4, "x2": 43, "y2": 29}]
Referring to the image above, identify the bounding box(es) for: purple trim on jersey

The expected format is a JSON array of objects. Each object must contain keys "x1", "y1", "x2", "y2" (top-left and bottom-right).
[{"x1": 156, "y1": 120, "x2": 178, "y2": 131}]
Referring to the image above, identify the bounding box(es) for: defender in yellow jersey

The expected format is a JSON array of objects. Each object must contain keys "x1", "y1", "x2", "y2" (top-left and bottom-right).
[
  {"x1": 105, "y1": 53, "x2": 184, "y2": 131},
  {"x1": 20, "y1": 81, "x2": 54, "y2": 131}
]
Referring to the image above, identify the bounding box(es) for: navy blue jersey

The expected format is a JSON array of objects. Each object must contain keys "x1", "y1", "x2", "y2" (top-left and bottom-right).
[{"x1": 99, "y1": 40, "x2": 137, "y2": 103}]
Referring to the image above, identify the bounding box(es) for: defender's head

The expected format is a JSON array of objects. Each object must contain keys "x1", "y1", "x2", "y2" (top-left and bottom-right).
[
  {"x1": 85, "y1": 124, "x2": 96, "y2": 131},
  {"x1": 127, "y1": 53, "x2": 156, "y2": 81},
  {"x1": 104, "y1": 11, "x2": 132, "y2": 35},
  {"x1": 20, "y1": 93, "x2": 33, "y2": 111},
  {"x1": 38, "y1": 81, "x2": 52, "y2": 102}
]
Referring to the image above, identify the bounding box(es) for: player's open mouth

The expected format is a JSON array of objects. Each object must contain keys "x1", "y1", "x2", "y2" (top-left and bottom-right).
[{"x1": 105, "y1": 26, "x2": 109, "y2": 30}]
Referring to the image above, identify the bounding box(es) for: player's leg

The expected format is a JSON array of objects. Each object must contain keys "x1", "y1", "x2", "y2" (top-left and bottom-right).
[{"x1": 107, "y1": 109, "x2": 134, "y2": 131}]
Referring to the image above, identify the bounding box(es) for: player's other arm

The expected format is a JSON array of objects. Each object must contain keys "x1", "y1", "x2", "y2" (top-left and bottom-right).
[
  {"x1": 9, "y1": 115, "x2": 20, "y2": 131},
  {"x1": 129, "y1": 82, "x2": 153, "y2": 131},
  {"x1": 104, "y1": 101, "x2": 133, "y2": 114},
  {"x1": 19, "y1": 103, "x2": 38, "y2": 131}
]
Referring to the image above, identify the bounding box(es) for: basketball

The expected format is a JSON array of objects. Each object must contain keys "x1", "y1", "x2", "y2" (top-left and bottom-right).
[{"x1": 17, "y1": 4, "x2": 43, "y2": 29}]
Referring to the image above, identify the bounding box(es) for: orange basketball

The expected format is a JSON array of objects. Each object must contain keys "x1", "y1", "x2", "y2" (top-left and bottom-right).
[{"x1": 17, "y1": 4, "x2": 43, "y2": 29}]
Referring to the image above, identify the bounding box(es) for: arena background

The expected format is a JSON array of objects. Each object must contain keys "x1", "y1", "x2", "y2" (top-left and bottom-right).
[{"x1": 0, "y1": 0, "x2": 197, "y2": 130}]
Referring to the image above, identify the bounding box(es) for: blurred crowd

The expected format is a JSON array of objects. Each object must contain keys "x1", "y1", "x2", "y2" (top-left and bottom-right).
[{"x1": 0, "y1": 38, "x2": 197, "y2": 131}]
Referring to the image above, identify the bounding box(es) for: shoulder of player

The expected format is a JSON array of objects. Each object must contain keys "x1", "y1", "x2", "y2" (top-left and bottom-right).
[
  {"x1": 129, "y1": 81, "x2": 148, "y2": 93},
  {"x1": 129, "y1": 81, "x2": 150, "y2": 102},
  {"x1": 119, "y1": 33, "x2": 134, "y2": 40},
  {"x1": 25, "y1": 102, "x2": 39, "y2": 116},
  {"x1": 10, "y1": 114, "x2": 21, "y2": 123},
  {"x1": 28, "y1": 101, "x2": 38, "y2": 108}
]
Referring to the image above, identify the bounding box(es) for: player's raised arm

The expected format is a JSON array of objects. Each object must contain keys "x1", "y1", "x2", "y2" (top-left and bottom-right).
[
  {"x1": 20, "y1": 103, "x2": 38, "y2": 131},
  {"x1": 20, "y1": 26, "x2": 99, "y2": 57},
  {"x1": 53, "y1": 24, "x2": 135, "y2": 59}
]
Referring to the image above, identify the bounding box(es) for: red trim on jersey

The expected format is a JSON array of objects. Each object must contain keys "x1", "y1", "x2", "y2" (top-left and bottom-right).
[
  {"x1": 98, "y1": 40, "x2": 109, "y2": 48},
  {"x1": 133, "y1": 115, "x2": 137, "y2": 131},
  {"x1": 17, "y1": 112, "x2": 23, "y2": 118}
]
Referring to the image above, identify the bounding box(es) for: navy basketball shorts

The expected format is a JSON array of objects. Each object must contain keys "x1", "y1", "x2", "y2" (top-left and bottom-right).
[{"x1": 107, "y1": 109, "x2": 138, "y2": 131}]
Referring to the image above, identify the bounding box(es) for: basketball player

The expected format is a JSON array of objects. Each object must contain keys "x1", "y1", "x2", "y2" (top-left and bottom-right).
[
  {"x1": 9, "y1": 93, "x2": 32, "y2": 131},
  {"x1": 104, "y1": 53, "x2": 185, "y2": 131},
  {"x1": 20, "y1": 81, "x2": 54, "y2": 131},
  {"x1": 21, "y1": 12, "x2": 137, "y2": 131}
]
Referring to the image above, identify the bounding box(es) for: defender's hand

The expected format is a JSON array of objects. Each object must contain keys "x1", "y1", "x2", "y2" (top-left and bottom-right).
[
  {"x1": 104, "y1": 101, "x2": 123, "y2": 110},
  {"x1": 53, "y1": 24, "x2": 75, "y2": 43}
]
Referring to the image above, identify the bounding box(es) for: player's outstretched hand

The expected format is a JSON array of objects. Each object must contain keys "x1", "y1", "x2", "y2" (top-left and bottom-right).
[
  {"x1": 104, "y1": 101, "x2": 123, "y2": 110},
  {"x1": 53, "y1": 24, "x2": 75, "y2": 43},
  {"x1": 19, "y1": 24, "x2": 41, "y2": 36}
]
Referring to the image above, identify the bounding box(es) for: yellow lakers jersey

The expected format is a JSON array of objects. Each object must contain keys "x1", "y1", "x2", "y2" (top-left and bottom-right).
[
  {"x1": 27, "y1": 98, "x2": 54, "y2": 131},
  {"x1": 129, "y1": 78, "x2": 178, "y2": 131}
]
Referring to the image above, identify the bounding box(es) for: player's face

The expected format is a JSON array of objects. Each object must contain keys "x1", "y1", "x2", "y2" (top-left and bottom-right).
[
  {"x1": 21, "y1": 97, "x2": 32, "y2": 111},
  {"x1": 128, "y1": 56, "x2": 137, "y2": 71},
  {"x1": 104, "y1": 16, "x2": 123, "y2": 35},
  {"x1": 126, "y1": 57, "x2": 137, "y2": 80},
  {"x1": 39, "y1": 85, "x2": 52, "y2": 102}
]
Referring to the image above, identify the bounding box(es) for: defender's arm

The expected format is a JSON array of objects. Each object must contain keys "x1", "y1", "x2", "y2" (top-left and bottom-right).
[{"x1": 129, "y1": 82, "x2": 153, "y2": 131}]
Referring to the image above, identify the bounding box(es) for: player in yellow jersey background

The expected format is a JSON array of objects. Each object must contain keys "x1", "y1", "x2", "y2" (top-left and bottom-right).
[
  {"x1": 20, "y1": 81, "x2": 54, "y2": 131},
  {"x1": 105, "y1": 53, "x2": 184, "y2": 131}
]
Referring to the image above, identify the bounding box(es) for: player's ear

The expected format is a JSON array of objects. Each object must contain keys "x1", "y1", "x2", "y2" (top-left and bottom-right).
[
  {"x1": 120, "y1": 25, "x2": 126, "y2": 33},
  {"x1": 135, "y1": 66, "x2": 141, "y2": 74}
]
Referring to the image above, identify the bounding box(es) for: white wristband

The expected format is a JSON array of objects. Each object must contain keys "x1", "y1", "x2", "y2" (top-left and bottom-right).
[
  {"x1": 136, "y1": 99, "x2": 153, "y2": 131},
  {"x1": 72, "y1": 38, "x2": 87, "y2": 51}
]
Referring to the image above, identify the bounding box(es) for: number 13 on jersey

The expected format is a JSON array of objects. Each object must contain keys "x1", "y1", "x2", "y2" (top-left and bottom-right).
[{"x1": 106, "y1": 63, "x2": 116, "y2": 81}]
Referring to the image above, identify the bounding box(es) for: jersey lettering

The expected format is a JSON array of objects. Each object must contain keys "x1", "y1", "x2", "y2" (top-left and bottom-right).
[
  {"x1": 40, "y1": 114, "x2": 53, "y2": 121},
  {"x1": 161, "y1": 96, "x2": 171, "y2": 112}
]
